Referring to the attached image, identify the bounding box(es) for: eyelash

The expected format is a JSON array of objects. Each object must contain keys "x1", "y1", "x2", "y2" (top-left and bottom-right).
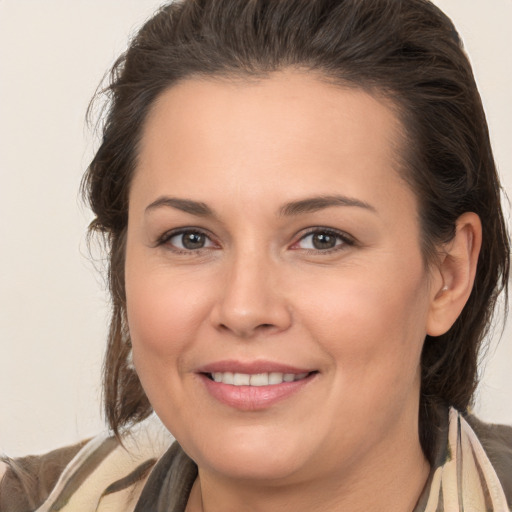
[
  {"x1": 292, "y1": 228, "x2": 355, "y2": 254},
  {"x1": 156, "y1": 227, "x2": 355, "y2": 255},
  {"x1": 156, "y1": 228, "x2": 218, "y2": 255}
]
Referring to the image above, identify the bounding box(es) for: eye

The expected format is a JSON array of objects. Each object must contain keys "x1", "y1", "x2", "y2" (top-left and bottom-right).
[
  {"x1": 160, "y1": 229, "x2": 216, "y2": 252},
  {"x1": 293, "y1": 229, "x2": 354, "y2": 252}
]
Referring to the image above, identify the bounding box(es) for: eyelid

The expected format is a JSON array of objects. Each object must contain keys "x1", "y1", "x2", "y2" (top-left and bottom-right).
[
  {"x1": 290, "y1": 227, "x2": 356, "y2": 252},
  {"x1": 154, "y1": 226, "x2": 355, "y2": 254},
  {"x1": 156, "y1": 227, "x2": 218, "y2": 252}
]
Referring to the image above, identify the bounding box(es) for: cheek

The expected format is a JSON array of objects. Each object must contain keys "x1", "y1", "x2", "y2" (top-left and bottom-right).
[
  {"x1": 124, "y1": 240, "x2": 217, "y2": 373},
  {"x1": 124, "y1": 263, "x2": 219, "y2": 423},
  {"x1": 126, "y1": 269, "x2": 212, "y2": 356},
  {"x1": 295, "y1": 258, "x2": 430, "y2": 389}
]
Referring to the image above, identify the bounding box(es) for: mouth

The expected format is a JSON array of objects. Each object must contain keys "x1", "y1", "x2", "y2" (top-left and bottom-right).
[
  {"x1": 197, "y1": 363, "x2": 318, "y2": 410},
  {"x1": 204, "y1": 371, "x2": 314, "y2": 386}
]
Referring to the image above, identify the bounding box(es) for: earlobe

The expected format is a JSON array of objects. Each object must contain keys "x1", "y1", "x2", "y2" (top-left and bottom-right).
[{"x1": 426, "y1": 212, "x2": 482, "y2": 337}]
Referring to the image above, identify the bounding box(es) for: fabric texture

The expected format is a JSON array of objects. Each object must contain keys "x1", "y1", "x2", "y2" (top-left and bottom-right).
[
  {"x1": 0, "y1": 442, "x2": 88, "y2": 512},
  {"x1": 1, "y1": 408, "x2": 511, "y2": 511},
  {"x1": 0, "y1": 417, "x2": 173, "y2": 512},
  {"x1": 414, "y1": 409, "x2": 510, "y2": 511}
]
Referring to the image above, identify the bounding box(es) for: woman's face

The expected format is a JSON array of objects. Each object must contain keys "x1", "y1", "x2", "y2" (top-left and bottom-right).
[{"x1": 125, "y1": 71, "x2": 439, "y2": 483}]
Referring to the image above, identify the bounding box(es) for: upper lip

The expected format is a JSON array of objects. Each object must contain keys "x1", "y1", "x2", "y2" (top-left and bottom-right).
[{"x1": 197, "y1": 360, "x2": 314, "y2": 375}]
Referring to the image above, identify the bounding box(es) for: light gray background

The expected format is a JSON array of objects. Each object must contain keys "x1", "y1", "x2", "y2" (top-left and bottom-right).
[{"x1": 1, "y1": 0, "x2": 510, "y2": 457}]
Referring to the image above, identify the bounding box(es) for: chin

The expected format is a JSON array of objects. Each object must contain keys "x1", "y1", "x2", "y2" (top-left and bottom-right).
[
  {"x1": 183, "y1": 425, "x2": 315, "y2": 482},
  {"x1": 202, "y1": 451, "x2": 307, "y2": 483}
]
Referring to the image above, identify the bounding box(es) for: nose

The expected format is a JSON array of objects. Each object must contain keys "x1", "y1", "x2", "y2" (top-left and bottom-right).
[{"x1": 210, "y1": 249, "x2": 292, "y2": 339}]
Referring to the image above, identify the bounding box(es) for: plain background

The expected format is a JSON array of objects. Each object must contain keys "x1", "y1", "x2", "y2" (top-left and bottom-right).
[{"x1": 0, "y1": 0, "x2": 511, "y2": 457}]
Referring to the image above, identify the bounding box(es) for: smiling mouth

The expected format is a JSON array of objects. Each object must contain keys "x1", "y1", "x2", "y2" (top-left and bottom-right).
[
  {"x1": 200, "y1": 368, "x2": 318, "y2": 410},
  {"x1": 205, "y1": 371, "x2": 316, "y2": 386}
]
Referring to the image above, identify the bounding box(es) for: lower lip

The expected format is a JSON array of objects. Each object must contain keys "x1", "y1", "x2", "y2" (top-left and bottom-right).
[{"x1": 199, "y1": 373, "x2": 315, "y2": 411}]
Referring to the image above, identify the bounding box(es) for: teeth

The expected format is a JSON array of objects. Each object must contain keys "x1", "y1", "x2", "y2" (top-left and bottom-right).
[
  {"x1": 210, "y1": 371, "x2": 309, "y2": 386},
  {"x1": 250, "y1": 373, "x2": 269, "y2": 386},
  {"x1": 233, "y1": 373, "x2": 250, "y2": 385},
  {"x1": 269, "y1": 372, "x2": 284, "y2": 385},
  {"x1": 223, "y1": 372, "x2": 234, "y2": 385}
]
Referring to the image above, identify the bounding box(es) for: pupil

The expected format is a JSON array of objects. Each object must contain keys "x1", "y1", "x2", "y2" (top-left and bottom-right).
[
  {"x1": 183, "y1": 232, "x2": 205, "y2": 249},
  {"x1": 313, "y1": 233, "x2": 336, "y2": 250}
]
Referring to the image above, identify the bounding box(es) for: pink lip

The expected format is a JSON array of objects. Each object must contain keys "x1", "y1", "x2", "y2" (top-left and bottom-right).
[
  {"x1": 196, "y1": 360, "x2": 317, "y2": 411},
  {"x1": 197, "y1": 360, "x2": 312, "y2": 375}
]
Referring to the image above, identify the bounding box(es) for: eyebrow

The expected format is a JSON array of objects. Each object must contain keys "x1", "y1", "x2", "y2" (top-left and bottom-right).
[
  {"x1": 145, "y1": 194, "x2": 376, "y2": 217},
  {"x1": 145, "y1": 197, "x2": 214, "y2": 216},
  {"x1": 279, "y1": 195, "x2": 376, "y2": 216}
]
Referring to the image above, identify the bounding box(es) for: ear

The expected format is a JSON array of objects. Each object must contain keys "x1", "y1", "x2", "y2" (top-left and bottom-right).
[{"x1": 426, "y1": 212, "x2": 482, "y2": 337}]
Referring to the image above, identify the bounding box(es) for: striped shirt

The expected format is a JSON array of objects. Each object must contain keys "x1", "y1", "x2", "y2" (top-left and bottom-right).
[{"x1": 1, "y1": 408, "x2": 511, "y2": 511}]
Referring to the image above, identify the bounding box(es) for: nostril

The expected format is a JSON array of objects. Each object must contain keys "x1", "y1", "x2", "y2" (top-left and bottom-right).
[{"x1": 217, "y1": 321, "x2": 277, "y2": 338}]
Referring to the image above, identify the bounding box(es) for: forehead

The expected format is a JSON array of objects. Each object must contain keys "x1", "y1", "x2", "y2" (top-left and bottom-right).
[
  {"x1": 133, "y1": 70, "x2": 412, "y2": 215},
  {"x1": 141, "y1": 71, "x2": 403, "y2": 157}
]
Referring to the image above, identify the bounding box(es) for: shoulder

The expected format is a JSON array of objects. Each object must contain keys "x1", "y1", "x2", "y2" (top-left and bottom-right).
[
  {"x1": 1, "y1": 441, "x2": 88, "y2": 512},
  {"x1": 465, "y1": 413, "x2": 512, "y2": 507},
  {"x1": 0, "y1": 414, "x2": 174, "y2": 512}
]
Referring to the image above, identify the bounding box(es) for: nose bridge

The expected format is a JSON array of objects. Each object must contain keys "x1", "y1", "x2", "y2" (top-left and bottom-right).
[{"x1": 212, "y1": 241, "x2": 291, "y2": 337}]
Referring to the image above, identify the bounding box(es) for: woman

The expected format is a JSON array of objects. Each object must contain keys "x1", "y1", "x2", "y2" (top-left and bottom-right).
[{"x1": 1, "y1": 0, "x2": 511, "y2": 510}]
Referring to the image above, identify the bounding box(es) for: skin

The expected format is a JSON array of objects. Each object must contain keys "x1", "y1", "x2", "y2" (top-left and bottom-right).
[{"x1": 125, "y1": 70, "x2": 481, "y2": 511}]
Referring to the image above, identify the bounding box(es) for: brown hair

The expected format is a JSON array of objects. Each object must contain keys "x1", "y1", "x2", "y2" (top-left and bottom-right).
[{"x1": 82, "y1": 0, "x2": 509, "y2": 462}]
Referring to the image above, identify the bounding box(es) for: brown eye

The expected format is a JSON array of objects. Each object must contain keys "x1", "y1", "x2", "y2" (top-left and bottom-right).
[
  {"x1": 181, "y1": 232, "x2": 206, "y2": 249},
  {"x1": 311, "y1": 232, "x2": 337, "y2": 250},
  {"x1": 166, "y1": 230, "x2": 215, "y2": 251},
  {"x1": 295, "y1": 229, "x2": 354, "y2": 252}
]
